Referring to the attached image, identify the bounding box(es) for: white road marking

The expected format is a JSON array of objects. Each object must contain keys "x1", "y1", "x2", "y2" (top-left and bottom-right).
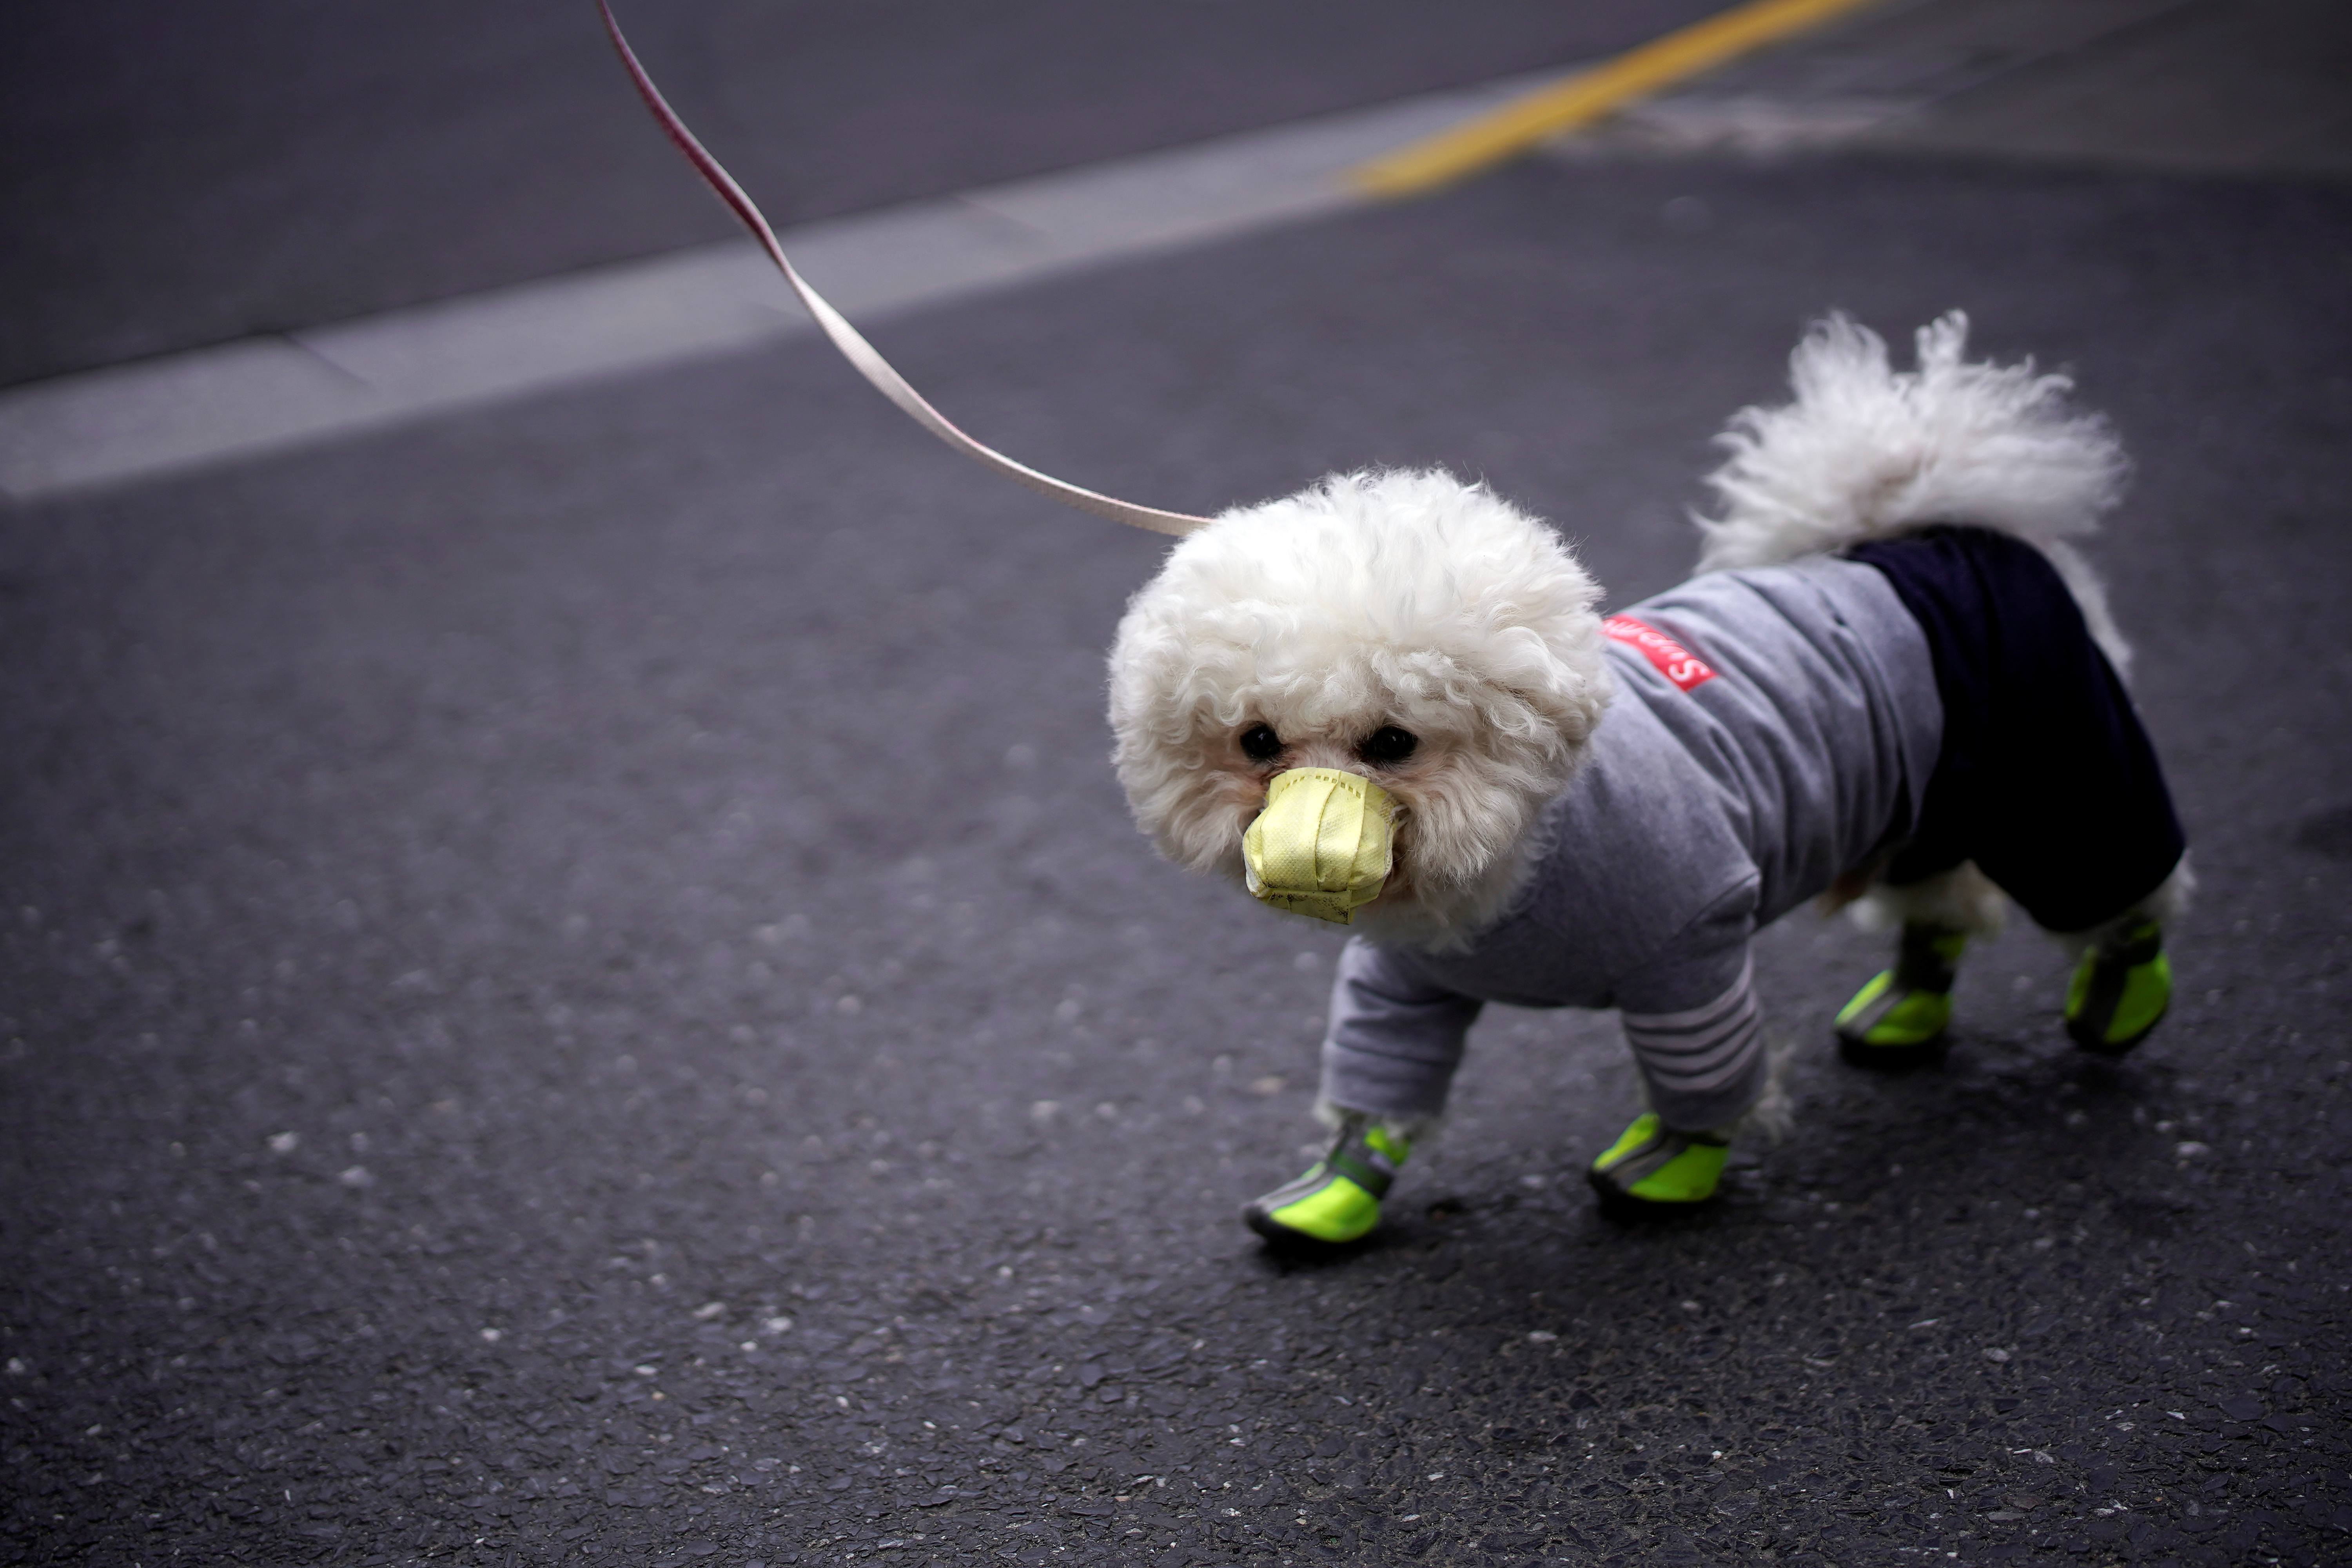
[{"x1": 0, "y1": 69, "x2": 1560, "y2": 503}]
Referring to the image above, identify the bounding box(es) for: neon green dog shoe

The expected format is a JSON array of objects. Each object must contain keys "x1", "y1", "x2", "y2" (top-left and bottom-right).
[
  {"x1": 1835, "y1": 925, "x2": 1967, "y2": 1067},
  {"x1": 2067, "y1": 921, "x2": 2171, "y2": 1055},
  {"x1": 1243, "y1": 1118, "x2": 1410, "y2": 1248},
  {"x1": 1587, "y1": 1112, "x2": 1728, "y2": 1212}
]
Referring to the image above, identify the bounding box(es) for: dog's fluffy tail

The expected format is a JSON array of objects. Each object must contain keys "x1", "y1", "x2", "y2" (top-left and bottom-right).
[{"x1": 1695, "y1": 312, "x2": 2133, "y2": 670}]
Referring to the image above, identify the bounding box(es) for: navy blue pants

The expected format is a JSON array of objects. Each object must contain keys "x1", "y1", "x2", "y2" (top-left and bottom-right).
[{"x1": 1848, "y1": 527, "x2": 2185, "y2": 933}]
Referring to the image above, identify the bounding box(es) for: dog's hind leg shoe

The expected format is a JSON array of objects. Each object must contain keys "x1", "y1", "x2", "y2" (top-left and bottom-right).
[
  {"x1": 1835, "y1": 924, "x2": 1966, "y2": 1067},
  {"x1": 2066, "y1": 920, "x2": 2171, "y2": 1054},
  {"x1": 1243, "y1": 1116, "x2": 1409, "y2": 1248},
  {"x1": 1586, "y1": 1112, "x2": 1728, "y2": 1212}
]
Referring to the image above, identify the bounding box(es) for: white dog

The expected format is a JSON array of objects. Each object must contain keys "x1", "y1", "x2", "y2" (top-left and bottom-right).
[
  {"x1": 1107, "y1": 314, "x2": 2189, "y2": 1245},
  {"x1": 597, "y1": 25, "x2": 2188, "y2": 1249}
]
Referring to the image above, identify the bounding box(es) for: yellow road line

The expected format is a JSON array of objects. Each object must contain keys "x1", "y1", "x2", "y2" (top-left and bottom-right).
[{"x1": 1350, "y1": 0, "x2": 1887, "y2": 198}]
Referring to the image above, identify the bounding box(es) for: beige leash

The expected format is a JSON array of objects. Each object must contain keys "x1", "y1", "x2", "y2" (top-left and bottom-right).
[{"x1": 598, "y1": 0, "x2": 1210, "y2": 538}]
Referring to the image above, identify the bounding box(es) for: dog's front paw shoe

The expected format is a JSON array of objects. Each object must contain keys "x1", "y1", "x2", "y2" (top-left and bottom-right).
[
  {"x1": 1835, "y1": 925, "x2": 1964, "y2": 1067},
  {"x1": 1586, "y1": 1113, "x2": 1727, "y2": 1213},
  {"x1": 1834, "y1": 972, "x2": 1953, "y2": 1064},
  {"x1": 2066, "y1": 921, "x2": 2171, "y2": 1055},
  {"x1": 1242, "y1": 1120, "x2": 1408, "y2": 1249}
]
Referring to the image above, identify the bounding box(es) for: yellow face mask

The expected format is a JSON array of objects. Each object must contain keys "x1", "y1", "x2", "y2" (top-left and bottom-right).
[{"x1": 1241, "y1": 768, "x2": 1397, "y2": 924}]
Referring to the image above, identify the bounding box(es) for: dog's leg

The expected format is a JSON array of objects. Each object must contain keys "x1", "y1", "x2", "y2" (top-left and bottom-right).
[
  {"x1": 1241, "y1": 1103, "x2": 1434, "y2": 1249},
  {"x1": 1847, "y1": 858, "x2": 2009, "y2": 938},
  {"x1": 1720, "y1": 1038, "x2": 1795, "y2": 1144},
  {"x1": 1589, "y1": 961, "x2": 1777, "y2": 1212},
  {"x1": 1586, "y1": 1030, "x2": 1793, "y2": 1216},
  {"x1": 2056, "y1": 857, "x2": 2192, "y2": 1055},
  {"x1": 1835, "y1": 862, "x2": 2007, "y2": 1066}
]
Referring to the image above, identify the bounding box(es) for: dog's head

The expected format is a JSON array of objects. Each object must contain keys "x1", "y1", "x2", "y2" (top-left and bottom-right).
[
  {"x1": 1107, "y1": 470, "x2": 1612, "y2": 947},
  {"x1": 605, "y1": 24, "x2": 1607, "y2": 943}
]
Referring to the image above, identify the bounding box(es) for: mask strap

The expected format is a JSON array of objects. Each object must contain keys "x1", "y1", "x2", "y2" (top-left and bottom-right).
[{"x1": 599, "y1": 0, "x2": 1210, "y2": 538}]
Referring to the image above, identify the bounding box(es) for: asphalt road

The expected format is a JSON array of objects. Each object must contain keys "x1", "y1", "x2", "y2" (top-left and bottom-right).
[
  {"x1": 0, "y1": 0, "x2": 1729, "y2": 387},
  {"x1": 6, "y1": 138, "x2": 2352, "y2": 1566},
  {"x1": 9, "y1": 2, "x2": 2352, "y2": 1565}
]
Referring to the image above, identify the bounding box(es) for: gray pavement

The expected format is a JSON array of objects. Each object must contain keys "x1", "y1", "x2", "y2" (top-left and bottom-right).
[
  {"x1": 1872, "y1": 0, "x2": 2352, "y2": 176},
  {"x1": 0, "y1": 71, "x2": 1574, "y2": 501},
  {"x1": 1573, "y1": 0, "x2": 2352, "y2": 171},
  {"x1": 0, "y1": 0, "x2": 1729, "y2": 388},
  {"x1": 7, "y1": 5, "x2": 2352, "y2": 1568}
]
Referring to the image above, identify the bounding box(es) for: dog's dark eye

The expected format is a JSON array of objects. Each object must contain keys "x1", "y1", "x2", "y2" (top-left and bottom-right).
[
  {"x1": 1359, "y1": 726, "x2": 1419, "y2": 766},
  {"x1": 1239, "y1": 724, "x2": 1283, "y2": 761}
]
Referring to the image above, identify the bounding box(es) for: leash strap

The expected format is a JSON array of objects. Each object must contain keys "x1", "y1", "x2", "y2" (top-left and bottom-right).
[{"x1": 599, "y1": 0, "x2": 1210, "y2": 537}]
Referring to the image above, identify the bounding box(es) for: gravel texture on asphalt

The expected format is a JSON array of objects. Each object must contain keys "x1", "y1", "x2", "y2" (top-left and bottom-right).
[{"x1": 4, "y1": 151, "x2": 2351, "y2": 1566}]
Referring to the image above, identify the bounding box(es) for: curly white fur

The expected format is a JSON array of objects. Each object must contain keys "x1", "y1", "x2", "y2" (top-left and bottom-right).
[
  {"x1": 1107, "y1": 470, "x2": 1612, "y2": 948},
  {"x1": 2058, "y1": 858, "x2": 2196, "y2": 956},
  {"x1": 1849, "y1": 860, "x2": 2011, "y2": 941},
  {"x1": 1696, "y1": 311, "x2": 2134, "y2": 673}
]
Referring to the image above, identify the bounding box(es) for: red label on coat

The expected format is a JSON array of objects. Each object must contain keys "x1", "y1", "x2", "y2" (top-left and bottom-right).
[{"x1": 1604, "y1": 615, "x2": 1717, "y2": 691}]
